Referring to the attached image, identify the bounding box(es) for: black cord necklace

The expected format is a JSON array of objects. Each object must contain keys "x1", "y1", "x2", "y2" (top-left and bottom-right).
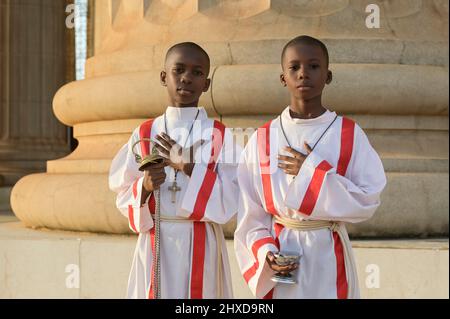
[{"x1": 279, "y1": 111, "x2": 338, "y2": 152}]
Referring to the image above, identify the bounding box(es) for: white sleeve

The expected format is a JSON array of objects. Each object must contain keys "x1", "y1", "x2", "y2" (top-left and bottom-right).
[
  {"x1": 234, "y1": 136, "x2": 279, "y2": 298},
  {"x1": 108, "y1": 128, "x2": 154, "y2": 233},
  {"x1": 179, "y1": 129, "x2": 240, "y2": 224},
  {"x1": 284, "y1": 124, "x2": 387, "y2": 223}
]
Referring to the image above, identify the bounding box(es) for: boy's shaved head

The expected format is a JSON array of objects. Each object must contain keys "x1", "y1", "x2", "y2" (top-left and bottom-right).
[
  {"x1": 281, "y1": 35, "x2": 329, "y2": 68},
  {"x1": 165, "y1": 42, "x2": 210, "y2": 73},
  {"x1": 161, "y1": 42, "x2": 211, "y2": 108}
]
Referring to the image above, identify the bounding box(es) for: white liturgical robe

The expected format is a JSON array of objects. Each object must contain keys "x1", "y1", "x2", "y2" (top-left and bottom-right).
[
  {"x1": 234, "y1": 107, "x2": 386, "y2": 299},
  {"x1": 109, "y1": 106, "x2": 239, "y2": 299}
]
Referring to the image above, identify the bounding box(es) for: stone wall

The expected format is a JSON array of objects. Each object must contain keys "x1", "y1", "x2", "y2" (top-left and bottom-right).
[
  {"x1": 1, "y1": 0, "x2": 74, "y2": 214},
  {"x1": 10, "y1": 0, "x2": 449, "y2": 237}
]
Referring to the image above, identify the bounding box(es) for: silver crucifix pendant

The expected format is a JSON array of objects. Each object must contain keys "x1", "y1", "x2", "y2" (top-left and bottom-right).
[{"x1": 168, "y1": 181, "x2": 181, "y2": 203}]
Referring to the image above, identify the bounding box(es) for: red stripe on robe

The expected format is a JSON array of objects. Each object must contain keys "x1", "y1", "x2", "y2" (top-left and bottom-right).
[
  {"x1": 128, "y1": 206, "x2": 138, "y2": 233},
  {"x1": 137, "y1": 119, "x2": 156, "y2": 299},
  {"x1": 189, "y1": 120, "x2": 226, "y2": 299},
  {"x1": 208, "y1": 121, "x2": 226, "y2": 170},
  {"x1": 299, "y1": 160, "x2": 333, "y2": 215},
  {"x1": 190, "y1": 121, "x2": 225, "y2": 221},
  {"x1": 190, "y1": 222, "x2": 207, "y2": 299},
  {"x1": 128, "y1": 170, "x2": 141, "y2": 233},
  {"x1": 257, "y1": 121, "x2": 278, "y2": 216},
  {"x1": 248, "y1": 121, "x2": 284, "y2": 298},
  {"x1": 333, "y1": 232, "x2": 348, "y2": 299},
  {"x1": 243, "y1": 237, "x2": 278, "y2": 283},
  {"x1": 337, "y1": 118, "x2": 355, "y2": 176},
  {"x1": 333, "y1": 117, "x2": 355, "y2": 299},
  {"x1": 138, "y1": 119, "x2": 156, "y2": 213}
]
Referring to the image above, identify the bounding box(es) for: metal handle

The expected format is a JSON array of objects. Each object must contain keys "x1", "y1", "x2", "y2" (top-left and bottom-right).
[{"x1": 131, "y1": 138, "x2": 152, "y2": 163}]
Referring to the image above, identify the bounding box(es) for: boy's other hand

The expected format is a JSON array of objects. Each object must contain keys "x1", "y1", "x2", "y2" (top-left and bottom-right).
[
  {"x1": 142, "y1": 162, "x2": 167, "y2": 192},
  {"x1": 266, "y1": 252, "x2": 299, "y2": 275},
  {"x1": 277, "y1": 142, "x2": 312, "y2": 176}
]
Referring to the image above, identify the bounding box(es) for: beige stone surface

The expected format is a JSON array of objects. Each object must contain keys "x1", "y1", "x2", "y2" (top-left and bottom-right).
[
  {"x1": 346, "y1": 172, "x2": 449, "y2": 237},
  {"x1": 0, "y1": 225, "x2": 81, "y2": 299},
  {"x1": 0, "y1": 222, "x2": 133, "y2": 299},
  {"x1": 0, "y1": 222, "x2": 447, "y2": 299},
  {"x1": 2, "y1": 0, "x2": 448, "y2": 300},
  {"x1": 11, "y1": 173, "x2": 129, "y2": 234},
  {"x1": 353, "y1": 246, "x2": 449, "y2": 299},
  {"x1": 79, "y1": 237, "x2": 135, "y2": 298},
  {"x1": 0, "y1": 0, "x2": 73, "y2": 188},
  {"x1": 53, "y1": 64, "x2": 448, "y2": 126},
  {"x1": 11, "y1": 170, "x2": 448, "y2": 237},
  {"x1": 9, "y1": 0, "x2": 450, "y2": 237},
  {"x1": 85, "y1": 39, "x2": 449, "y2": 78},
  {"x1": 92, "y1": 0, "x2": 448, "y2": 55},
  {"x1": 11, "y1": 113, "x2": 449, "y2": 236}
]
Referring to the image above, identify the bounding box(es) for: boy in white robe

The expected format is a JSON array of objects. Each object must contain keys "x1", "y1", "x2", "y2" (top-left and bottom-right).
[
  {"x1": 234, "y1": 35, "x2": 386, "y2": 299},
  {"x1": 109, "y1": 42, "x2": 239, "y2": 299}
]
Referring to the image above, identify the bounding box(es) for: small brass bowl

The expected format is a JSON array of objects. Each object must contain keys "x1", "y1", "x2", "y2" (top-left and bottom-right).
[{"x1": 273, "y1": 252, "x2": 300, "y2": 266}]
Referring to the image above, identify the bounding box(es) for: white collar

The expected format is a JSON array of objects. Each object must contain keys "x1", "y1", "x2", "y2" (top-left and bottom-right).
[
  {"x1": 164, "y1": 106, "x2": 207, "y2": 121},
  {"x1": 281, "y1": 106, "x2": 336, "y2": 126}
]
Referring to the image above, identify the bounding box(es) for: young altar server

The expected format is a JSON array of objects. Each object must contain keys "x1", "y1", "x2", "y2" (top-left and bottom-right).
[
  {"x1": 109, "y1": 42, "x2": 240, "y2": 299},
  {"x1": 234, "y1": 35, "x2": 387, "y2": 299}
]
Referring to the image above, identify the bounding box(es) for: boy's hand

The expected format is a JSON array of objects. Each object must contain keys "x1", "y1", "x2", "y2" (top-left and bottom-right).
[
  {"x1": 142, "y1": 162, "x2": 167, "y2": 193},
  {"x1": 277, "y1": 142, "x2": 312, "y2": 176},
  {"x1": 266, "y1": 252, "x2": 299, "y2": 275},
  {"x1": 154, "y1": 133, "x2": 205, "y2": 176}
]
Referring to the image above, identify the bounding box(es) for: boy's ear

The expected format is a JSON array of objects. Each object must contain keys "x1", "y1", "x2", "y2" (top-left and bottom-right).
[
  {"x1": 160, "y1": 71, "x2": 167, "y2": 86},
  {"x1": 203, "y1": 78, "x2": 211, "y2": 92},
  {"x1": 326, "y1": 70, "x2": 333, "y2": 84},
  {"x1": 280, "y1": 73, "x2": 287, "y2": 87}
]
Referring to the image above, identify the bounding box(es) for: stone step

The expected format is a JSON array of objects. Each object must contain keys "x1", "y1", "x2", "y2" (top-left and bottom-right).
[
  {"x1": 0, "y1": 213, "x2": 18, "y2": 224},
  {"x1": 0, "y1": 222, "x2": 447, "y2": 299}
]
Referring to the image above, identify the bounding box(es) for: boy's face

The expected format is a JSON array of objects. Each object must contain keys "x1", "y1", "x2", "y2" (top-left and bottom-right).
[
  {"x1": 280, "y1": 43, "x2": 332, "y2": 101},
  {"x1": 161, "y1": 48, "x2": 210, "y2": 108}
]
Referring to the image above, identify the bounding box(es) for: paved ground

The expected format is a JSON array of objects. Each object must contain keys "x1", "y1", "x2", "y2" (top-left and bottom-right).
[{"x1": 0, "y1": 211, "x2": 19, "y2": 224}]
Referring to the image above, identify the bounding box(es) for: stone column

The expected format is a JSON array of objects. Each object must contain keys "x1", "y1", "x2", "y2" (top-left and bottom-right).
[
  {"x1": 11, "y1": 0, "x2": 449, "y2": 237},
  {"x1": 1, "y1": 0, "x2": 73, "y2": 215}
]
